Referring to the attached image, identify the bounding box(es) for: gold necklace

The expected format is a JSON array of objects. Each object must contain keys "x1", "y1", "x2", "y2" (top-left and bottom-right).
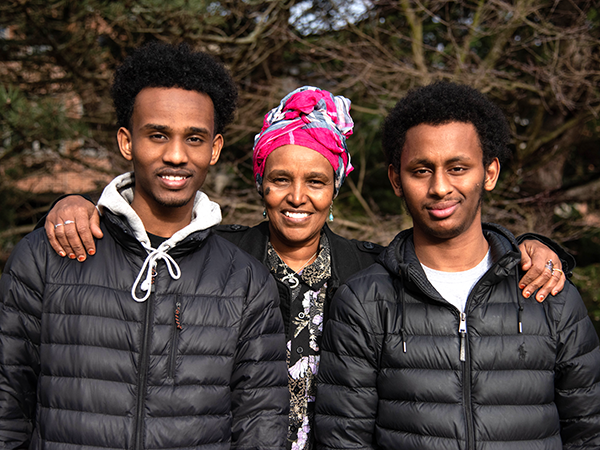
[{"x1": 280, "y1": 251, "x2": 318, "y2": 289}]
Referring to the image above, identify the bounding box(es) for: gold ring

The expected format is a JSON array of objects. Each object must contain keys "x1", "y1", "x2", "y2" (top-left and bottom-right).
[{"x1": 552, "y1": 268, "x2": 564, "y2": 277}]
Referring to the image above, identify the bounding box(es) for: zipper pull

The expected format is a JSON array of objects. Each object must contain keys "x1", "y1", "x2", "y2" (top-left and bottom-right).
[
  {"x1": 459, "y1": 312, "x2": 467, "y2": 362},
  {"x1": 175, "y1": 301, "x2": 182, "y2": 330}
]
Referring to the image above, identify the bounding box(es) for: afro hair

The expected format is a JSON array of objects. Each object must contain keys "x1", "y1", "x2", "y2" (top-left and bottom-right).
[
  {"x1": 111, "y1": 42, "x2": 238, "y2": 135},
  {"x1": 382, "y1": 82, "x2": 511, "y2": 172}
]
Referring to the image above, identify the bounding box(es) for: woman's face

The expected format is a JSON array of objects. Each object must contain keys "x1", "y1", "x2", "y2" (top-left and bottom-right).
[{"x1": 263, "y1": 144, "x2": 335, "y2": 251}]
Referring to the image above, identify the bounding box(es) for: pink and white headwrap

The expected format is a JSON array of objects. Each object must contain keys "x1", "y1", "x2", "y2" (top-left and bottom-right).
[{"x1": 253, "y1": 86, "x2": 354, "y2": 197}]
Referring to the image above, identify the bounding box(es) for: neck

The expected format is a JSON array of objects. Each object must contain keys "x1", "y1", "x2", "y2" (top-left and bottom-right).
[
  {"x1": 269, "y1": 230, "x2": 320, "y2": 273},
  {"x1": 131, "y1": 197, "x2": 194, "y2": 239},
  {"x1": 413, "y1": 221, "x2": 489, "y2": 272}
]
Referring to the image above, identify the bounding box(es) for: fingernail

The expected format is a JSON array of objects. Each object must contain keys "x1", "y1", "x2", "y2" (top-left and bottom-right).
[
  {"x1": 519, "y1": 284, "x2": 525, "y2": 289},
  {"x1": 88, "y1": 249, "x2": 95, "y2": 256},
  {"x1": 59, "y1": 251, "x2": 66, "y2": 257},
  {"x1": 68, "y1": 253, "x2": 76, "y2": 259},
  {"x1": 537, "y1": 295, "x2": 544, "y2": 302},
  {"x1": 77, "y1": 255, "x2": 86, "y2": 262},
  {"x1": 524, "y1": 291, "x2": 530, "y2": 298},
  {"x1": 552, "y1": 290, "x2": 558, "y2": 296}
]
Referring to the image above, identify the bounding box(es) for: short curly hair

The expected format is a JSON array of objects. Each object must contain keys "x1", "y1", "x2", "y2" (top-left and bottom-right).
[
  {"x1": 382, "y1": 82, "x2": 511, "y2": 172},
  {"x1": 111, "y1": 42, "x2": 238, "y2": 135}
]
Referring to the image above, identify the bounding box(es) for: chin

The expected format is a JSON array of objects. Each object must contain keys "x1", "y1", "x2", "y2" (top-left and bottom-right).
[
  {"x1": 418, "y1": 221, "x2": 467, "y2": 240},
  {"x1": 154, "y1": 195, "x2": 195, "y2": 208}
]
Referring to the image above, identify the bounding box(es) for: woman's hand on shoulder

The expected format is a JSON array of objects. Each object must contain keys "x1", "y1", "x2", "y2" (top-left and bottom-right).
[
  {"x1": 518, "y1": 239, "x2": 566, "y2": 302},
  {"x1": 45, "y1": 195, "x2": 102, "y2": 262}
]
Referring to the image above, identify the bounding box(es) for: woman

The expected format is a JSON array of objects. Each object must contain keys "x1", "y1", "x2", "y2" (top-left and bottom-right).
[{"x1": 43, "y1": 86, "x2": 569, "y2": 450}]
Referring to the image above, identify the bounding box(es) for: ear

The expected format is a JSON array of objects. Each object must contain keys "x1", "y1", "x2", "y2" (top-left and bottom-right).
[
  {"x1": 117, "y1": 127, "x2": 133, "y2": 161},
  {"x1": 484, "y1": 158, "x2": 500, "y2": 191},
  {"x1": 209, "y1": 133, "x2": 223, "y2": 166},
  {"x1": 388, "y1": 164, "x2": 403, "y2": 197}
]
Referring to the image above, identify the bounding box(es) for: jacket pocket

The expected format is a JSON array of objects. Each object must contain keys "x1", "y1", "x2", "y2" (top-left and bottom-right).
[{"x1": 168, "y1": 297, "x2": 182, "y2": 380}]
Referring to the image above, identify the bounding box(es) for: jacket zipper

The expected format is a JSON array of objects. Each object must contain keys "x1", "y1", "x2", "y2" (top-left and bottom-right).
[
  {"x1": 168, "y1": 299, "x2": 182, "y2": 379},
  {"x1": 133, "y1": 264, "x2": 156, "y2": 450},
  {"x1": 459, "y1": 312, "x2": 467, "y2": 362},
  {"x1": 458, "y1": 310, "x2": 475, "y2": 450}
]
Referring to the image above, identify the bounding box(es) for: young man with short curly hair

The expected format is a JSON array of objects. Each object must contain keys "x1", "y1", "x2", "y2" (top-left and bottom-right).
[
  {"x1": 315, "y1": 82, "x2": 600, "y2": 449},
  {"x1": 0, "y1": 42, "x2": 288, "y2": 449}
]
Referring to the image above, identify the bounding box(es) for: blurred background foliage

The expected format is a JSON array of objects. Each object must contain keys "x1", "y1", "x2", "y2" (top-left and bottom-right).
[{"x1": 1, "y1": 0, "x2": 599, "y2": 332}]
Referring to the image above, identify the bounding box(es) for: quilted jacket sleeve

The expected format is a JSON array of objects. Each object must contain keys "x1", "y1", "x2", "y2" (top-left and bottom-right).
[
  {"x1": 0, "y1": 234, "x2": 45, "y2": 449},
  {"x1": 315, "y1": 283, "x2": 379, "y2": 450},
  {"x1": 230, "y1": 269, "x2": 289, "y2": 450},
  {"x1": 553, "y1": 282, "x2": 600, "y2": 449}
]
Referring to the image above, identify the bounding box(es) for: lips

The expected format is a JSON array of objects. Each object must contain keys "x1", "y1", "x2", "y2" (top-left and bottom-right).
[
  {"x1": 157, "y1": 170, "x2": 192, "y2": 189},
  {"x1": 426, "y1": 201, "x2": 459, "y2": 219}
]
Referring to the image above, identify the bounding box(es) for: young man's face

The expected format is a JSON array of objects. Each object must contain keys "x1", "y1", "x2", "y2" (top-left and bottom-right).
[
  {"x1": 117, "y1": 87, "x2": 222, "y2": 217},
  {"x1": 388, "y1": 121, "x2": 500, "y2": 243}
]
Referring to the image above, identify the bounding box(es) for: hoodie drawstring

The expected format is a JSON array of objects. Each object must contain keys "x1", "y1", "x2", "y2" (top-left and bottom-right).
[
  {"x1": 515, "y1": 266, "x2": 524, "y2": 333},
  {"x1": 131, "y1": 244, "x2": 181, "y2": 302},
  {"x1": 393, "y1": 271, "x2": 407, "y2": 353}
]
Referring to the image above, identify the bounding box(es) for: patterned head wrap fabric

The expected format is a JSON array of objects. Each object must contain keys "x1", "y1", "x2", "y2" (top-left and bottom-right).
[{"x1": 253, "y1": 86, "x2": 354, "y2": 197}]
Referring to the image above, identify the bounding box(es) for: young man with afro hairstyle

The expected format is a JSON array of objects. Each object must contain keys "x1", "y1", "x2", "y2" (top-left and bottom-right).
[
  {"x1": 315, "y1": 82, "x2": 600, "y2": 449},
  {"x1": 0, "y1": 42, "x2": 288, "y2": 449}
]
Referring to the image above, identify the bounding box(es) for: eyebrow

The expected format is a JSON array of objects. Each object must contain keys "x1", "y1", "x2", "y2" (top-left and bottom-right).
[
  {"x1": 305, "y1": 171, "x2": 330, "y2": 179},
  {"x1": 407, "y1": 155, "x2": 473, "y2": 166},
  {"x1": 267, "y1": 169, "x2": 331, "y2": 179},
  {"x1": 141, "y1": 124, "x2": 212, "y2": 135}
]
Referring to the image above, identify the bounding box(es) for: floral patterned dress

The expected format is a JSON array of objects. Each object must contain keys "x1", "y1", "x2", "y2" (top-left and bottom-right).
[{"x1": 267, "y1": 235, "x2": 331, "y2": 450}]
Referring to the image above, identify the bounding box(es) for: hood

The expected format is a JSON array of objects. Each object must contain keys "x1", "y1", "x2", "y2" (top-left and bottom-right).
[
  {"x1": 97, "y1": 172, "x2": 222, "y2": 302},
  {"x1": 378, "y1": 223, "x2": 521, "y2": 281}
]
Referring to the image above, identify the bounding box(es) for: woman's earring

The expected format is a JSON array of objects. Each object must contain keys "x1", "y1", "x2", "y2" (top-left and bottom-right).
[
  {"x1": 328, "y1": 204, "x2": 334, "y2": 222},
  {"x1": 263, "y1": 209, "x2": 267, "y2": 219}
]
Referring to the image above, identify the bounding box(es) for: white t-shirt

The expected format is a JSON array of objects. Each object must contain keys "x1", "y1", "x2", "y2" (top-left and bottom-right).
[{"x1": 421, "y1": 250, "x2": 493, "y2": 313}]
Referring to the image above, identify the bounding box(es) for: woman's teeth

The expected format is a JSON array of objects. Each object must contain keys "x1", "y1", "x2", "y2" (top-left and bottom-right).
[{"x1": 284, "y1": 211, "x2": 309, "y2": 218}]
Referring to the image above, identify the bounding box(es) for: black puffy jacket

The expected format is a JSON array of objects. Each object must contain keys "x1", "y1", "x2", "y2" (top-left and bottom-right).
[
  {"x1": 0, "y1": 209, "x2": 288, "y2": 449},
  {"x1": 315, "y1": 224, "x2": 600, "y2": 450}
]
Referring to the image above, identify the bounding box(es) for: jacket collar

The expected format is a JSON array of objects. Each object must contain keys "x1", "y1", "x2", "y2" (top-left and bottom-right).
[
  {"x1": 380, "y1": 223, "x2": 522, "y2": 297},
  {"x1": 97, "y1": 172, "x2": 222, "y2": 252}
]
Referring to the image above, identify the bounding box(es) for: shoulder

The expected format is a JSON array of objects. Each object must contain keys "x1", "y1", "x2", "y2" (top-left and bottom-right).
[
  {"x1": 211, "y1": 222, "x2": 269, "y2": 261},
  {"x1": 333, "y1": 263, "x2": 395, "y2": 312},
  {"x1": 6, "y1": 228, "x2": 49, "y2": 265},
  {"x1": 325, "y1": 225, "x2": 383, "y2": 256},
  {"x1": 203, "y1": 231, "x2": 271, "y2": 278},
  {"x1": 550, "y1": 281, "x2": 595, "y2": 330},
  {"x1": 324, "y1": 226, "x2": 384, "y2": 282},
  {"x1": 213, "y1": 223, "x2": 252, "y2": 234}
]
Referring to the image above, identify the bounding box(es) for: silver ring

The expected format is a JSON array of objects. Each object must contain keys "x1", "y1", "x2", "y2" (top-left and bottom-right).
[
  {"x1": 64, "y1": 220, "x2": 75, "y2": 225},
  {"x1": 544, "y1": 259, "x2": 554, "y2": 272},
  {"x1": 54, "y1": 223, "x2": 64, "y2": 229}
]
